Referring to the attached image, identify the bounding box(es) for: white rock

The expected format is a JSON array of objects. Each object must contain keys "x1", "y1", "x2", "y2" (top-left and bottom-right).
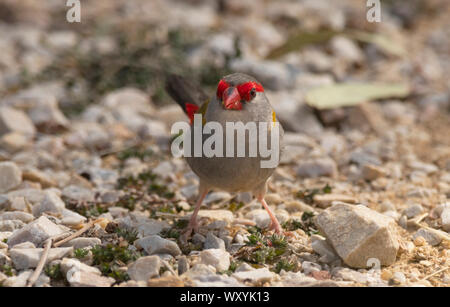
[
  {"x1": 0, "y1": 211, "x2": 34, "y2": 223},
  {"x1": 204, "y1": 192, "x2": 232, "y2": 204},
  {"x1": 117, "y1": 215, "x2": 170, "y2": 236},
  {"x1": 10, "y1": 247, "x2": 72, "y2": 269},
  {"x1": 2, "y1": 270, "x2": 49, "y2": 287},
  {"x1": 441, "y1": 207, "x2": 450, "y2": 232},
  {"x1": 0, "y1": 106, "x2": 36, "y2": 137},
  {"x1": 311, "y1": 235, "x2": 339, "y2": 263},
  {"x1": 61, "y1": 237, "x2": 101, "y2": 249},
  {"x1": 302, "y1": 261, "x2": 322, "y2": 275},
  {"x1": 7, "y1": 216, "x2": 66, "y2": 247},
  {"x1": 199, "y1": 249, "x2": 230, "y2": 272},
  {"x1": 246, "y1": 209, "x2": 271, "y2": 229},
  {"x1": 194, "y1": 210, "x2": 234, "y2": 223},
  {"x1": 127, "y1": 256, "x2": 161, "y2": 281},
  {"x1": 67, "y1": 271, "x2": 115, "y2": 287},
  {"x1": 316, "y1": 203, "x2": 399, "y2": 268},
  {"x1": 193, "y1": 274, "x2": 242, "y2": 287},
  {"x1": 60, "y1": 209, "x2": 87, "y2": 226},
  {"x1": 333, "y1": 267, "x2": 368, "y2": 284},
  {"x1": 32, "y1": 191, "x2": 65, "y2": 217},
  {"x1": 0, "y1": 162, "x2": 22, "y2": 193},
  {"x1": 0, "y1": 220, "x2": 25, "y2": 232},
  {"x1": 60, "y1": 258, "x2": 101, "y2": 276},
  {"x1": 232, "y1": 268, "x2": 275, "y2": 283},
  {"x1": 62, "y1": 185, "x2": 95, "y2": 202},
  {"x1": 46, "y1": 31, "x2": 78, "y2": 50},
  {"x1": 330, "y1": 36, "x2": 364, "y2": 64},
  {"x1": 135, "y1": 235, "x2": 181, "y2": 256}
]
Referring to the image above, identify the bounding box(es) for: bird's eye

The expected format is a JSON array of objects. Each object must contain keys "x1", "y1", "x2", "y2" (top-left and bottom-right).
[{"x1": 249, "y1": 88, "x2": 256, "y2": 99}]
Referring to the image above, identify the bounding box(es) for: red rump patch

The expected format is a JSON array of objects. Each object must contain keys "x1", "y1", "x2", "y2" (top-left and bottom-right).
[
  {"x1": 236, "y1": 81, "x2": 264, "y2": 101},
  {"x1": 185, "y1": 103, "x2": 199, "y2": 124}
]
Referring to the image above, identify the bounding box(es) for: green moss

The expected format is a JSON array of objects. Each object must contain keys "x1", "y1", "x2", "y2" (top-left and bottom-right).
[
  {"x1": 0, "y1": 265, "x2": 13, "y2": 277},
  {"x1": 91, "y1": 244, "x2": 141, "y2": 282},
  {"x1": 282, "y1": 211, "x2": 319, "y2": 236},
  {"x1": 295, "y1": 184, "x2": 332, "y2": 204},
  {"x1": 74, "y1": 248, "x2": 89, "y2": 259},
  {"x1": 117, "y1": 147, "x2": 154, "y2": 161},
  {"x1": 44, "y1": 264, "x2": 64, "y2": 281},
  {"x1": 115, "y1": 228, "x2": 139, "y2": 244},
  {"x1": 273, "y1": 259, "x2": 295, "y2": 273}
]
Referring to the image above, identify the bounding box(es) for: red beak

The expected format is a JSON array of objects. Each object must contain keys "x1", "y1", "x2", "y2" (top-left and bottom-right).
[{"x1": 222, "y1": 86, "x2": 242, "y2": 110}]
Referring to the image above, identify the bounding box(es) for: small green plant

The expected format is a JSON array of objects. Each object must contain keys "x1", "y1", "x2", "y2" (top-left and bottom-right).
[
  {"x1": 74, "y1": 248, "x2": 89, "y2": 259},
  {"x1": 0, "y1": 265, "x2": 13, "y2": 277},
  {"x1": 115, "y1": 228, "x2": 139, "y2": 244},
  {"x1": 282, "y1": 211, "x2": 319, "y2": 236},
  {"x1": 296, "y1": 184, "x2": 332, "y2": 204},
  {"x1": 92, "y1": 244, "x2": 140, "y2": 265},
  {"x1": 240, "y1": 228, "x2": 289, "y2": 265},
  {"x1": 45, "y1": 264, "x2": 64, "y2": 281},
  {"x1": 220, "y1": 261, "x2": 240, "y2": 276},
  {"x1": 117, "y1": 147, "x2": 153, "y2": 161},
  {"x1": 228, "y1": 202, "x2": 245, "y2": 212},
  {"x1": 161, "y1": 228, "x2": 180, "y2": 240},
  {"x1": 91, "y1": 244, "x2": 140, "y2": 282},
  {"x1": 273, "y1": 259, "x2": 295, "y2": 273}
]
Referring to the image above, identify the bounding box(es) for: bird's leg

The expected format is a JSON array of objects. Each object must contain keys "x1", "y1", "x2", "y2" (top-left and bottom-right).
[
  {"x1": 181, "y1": 187, "x2": 208, "y2": 242},
  {"x1": 258, "y1": 195, "x2": 283, "y2": 234}
]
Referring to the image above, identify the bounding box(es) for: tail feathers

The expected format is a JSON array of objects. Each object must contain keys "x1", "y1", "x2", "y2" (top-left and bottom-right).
[{"x1": 165, "y1": 74, "x2": 208, "y2": 114}]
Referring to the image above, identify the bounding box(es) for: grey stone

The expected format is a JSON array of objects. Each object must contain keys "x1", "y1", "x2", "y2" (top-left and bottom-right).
[
  {"x1": 204, "y1": 232, "x2": 226, "y2": 250},
  {"x1": 412, "y1": 228, "x2": 442, "y2": 246},
  {"x1": 128, "y1": 256, "x2": 161, "y2": 281},
  {"x1": 316, "y1": 203, "x2": 399, "y2": 268},
  {"x1": 7, "y1": 216, "x2": 66, "y2": 247},
  {"x1": 178, "y1": 256, "x2": 189, "y2": 275},
  {"x1": 403, "y1": 203, "x2": 424, "y2": 219},
  {"x1": 297, "y1": 157, "x2": 338, "y2": 178},
  {"x1": 0, "y1": 220, "x2": 25, "y2": 232},
  {"x1": 135, "y1": 235, "x2": 181, "y2": 256},
  {"x1": 0, "y1": 162, "x2": 22, "y2": 193},
  {"x1": 62, "y1": 185, "x2": 95, "y2": 202}
]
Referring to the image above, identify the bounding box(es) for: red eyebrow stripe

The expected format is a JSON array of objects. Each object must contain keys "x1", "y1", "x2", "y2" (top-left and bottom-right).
[
  {"x1": 236, "y1": 81, "x2": 264, "y2": 101},
  {"x1": 216, "y1": 79, "x2": 230, "y2": 99},
  {"x1": 216, "y1": 80, "x2": 264, "y2": 101}
]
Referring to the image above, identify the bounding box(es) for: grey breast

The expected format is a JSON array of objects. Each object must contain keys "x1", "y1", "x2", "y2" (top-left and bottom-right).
[{"x1": 185, "y1": 96, "x2": 283, "y2": 193}]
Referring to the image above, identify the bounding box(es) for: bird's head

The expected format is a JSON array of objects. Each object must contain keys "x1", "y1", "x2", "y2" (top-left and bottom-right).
[{"x1": 216, "y1": 73, "x2": 265, "y2": 110}]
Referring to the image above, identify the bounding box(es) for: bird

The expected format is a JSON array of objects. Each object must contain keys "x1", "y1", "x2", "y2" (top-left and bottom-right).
[{"x1": 165, "y1": 72, "x2": 284, "y2": 241}]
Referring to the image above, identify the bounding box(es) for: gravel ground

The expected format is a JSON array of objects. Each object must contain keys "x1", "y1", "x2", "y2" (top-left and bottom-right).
[{"x1": 0, "y1": 0, "x2": 449, "y2": 287}]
